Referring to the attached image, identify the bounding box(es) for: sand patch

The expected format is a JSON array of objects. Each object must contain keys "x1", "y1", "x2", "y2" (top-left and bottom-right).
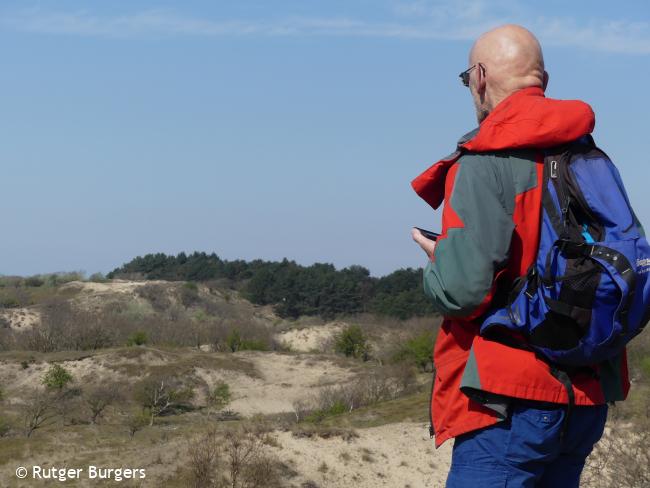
[
  {"x1": 0, "y1": 308, "x2": 41, "y2": 330},
  {"x1": 195, "y1": 350, "x2": 357, "y2": 416},
  {"x1": 271, "y1": 422, "x2": 451, "y2": 487},
  {"x1": 275, "y1": 322, "x2": 346, "y2": 353},
  {"x1": 59, "y1": 280, "x2": 158, "y2": 295}
]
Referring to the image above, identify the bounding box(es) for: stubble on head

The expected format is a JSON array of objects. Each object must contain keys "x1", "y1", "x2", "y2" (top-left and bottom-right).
[{"x1": 473, "y1": 95, "x2": 490, "y2": 124}]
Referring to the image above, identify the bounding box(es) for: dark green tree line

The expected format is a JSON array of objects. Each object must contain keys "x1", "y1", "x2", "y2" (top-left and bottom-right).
[{"x1": 109, "y1": 253, "x2": 436, "y2": 320}]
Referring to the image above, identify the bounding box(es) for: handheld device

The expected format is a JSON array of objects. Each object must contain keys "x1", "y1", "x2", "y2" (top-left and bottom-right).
[{"x1": 414, "y1": 227, "x2": 441, "y2": 241}]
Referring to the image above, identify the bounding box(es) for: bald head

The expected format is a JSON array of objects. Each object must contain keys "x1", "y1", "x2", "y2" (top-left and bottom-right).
[{"x1": 467, "y1": 25, "x2": 548, "y2": 123}]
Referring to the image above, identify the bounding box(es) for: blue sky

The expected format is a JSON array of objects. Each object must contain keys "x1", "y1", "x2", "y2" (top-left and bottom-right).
[{"x1": 1, "y1": 0, "x2": 649, "y2": 277}]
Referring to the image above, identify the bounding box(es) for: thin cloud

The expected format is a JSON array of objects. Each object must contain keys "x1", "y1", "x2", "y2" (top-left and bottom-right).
[{"x1": 2, "y1": 5, "x2": 649, "y2": 54}]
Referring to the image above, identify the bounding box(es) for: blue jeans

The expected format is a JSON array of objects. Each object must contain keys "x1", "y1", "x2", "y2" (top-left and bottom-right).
[{"x1": 446, "y1": 400, "x2": 608, "y2": 487}]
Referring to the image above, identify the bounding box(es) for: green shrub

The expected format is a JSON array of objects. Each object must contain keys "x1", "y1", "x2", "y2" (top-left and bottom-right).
[
  {"x1": 240, "y1": 339, "x2": 268, "y2": 351},
  {"x1": 305, "y1": 400, "x2": 348, "y2": 423},
  {"x1": 180, "y1": 282, "x2": 200, "y2": 307},
  {"x1": 226, "y1": 329, "x2": 242, "y2": 352},
  {"x1": 24, "y1": 276, "x2": 44, "y2": 287},
  {"x1": 193, "y1": 309, "x2": 208, "y2": 323},
  {"x1": 184, "y1": 281, "x2": 198, "y2": 291},
  {"x1": 121, "y1": 302, "x2": 154, "y2": 321},
  {"x1": 88, "y1": 272, "x2": 107, "y2": 283},
  {"x1": 42, "y1": 364, "x2": 73, "y2": 390},
  {"x1": 326, "y1": 401, "x2": 347, "y2": 416},
  {"x1": 208, "y1": 381, "x2": 231, "y2": 408},
  {"x1": 225, "y1": 328, "x2": 268, "y2": 352},
  {"x1": 392, "y1": 330, "x2": 435, "y2": 371},
  {"x1": 334, "y1": 325, "x2": 370, "y2": 360},
  {"x1": 127, "y1": 410, "x2": 150, "y2": 438},
  {"x1": 126, "y1": 331, "x2": 148, "y2": 346},
  {"x1": 43, "y1": 272, "x2": 84, "y2": 287}
]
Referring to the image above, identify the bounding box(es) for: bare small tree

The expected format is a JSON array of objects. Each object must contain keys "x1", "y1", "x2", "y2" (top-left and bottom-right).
[
  {"x1": 223, "y1": 428, "x2": 282, "y2": 488},
  {"x1": 84, "y1": 383, "x2": 121, "y2": 424},
  {"x1": 134, "y1": 375, "x2": 193, "y2": 425},
  {"x1": 292, "y1": 399, "x2": 311, "y2": 422},
  {"x1": 225, "y1": 430, "x2": 263, "y2": 488},
  {"x1": 22, "y1": 388, "x2": 57, "y2": 437},
  {"x1": 126, "y1": 411, "x2": 149, "y2": 439},
  {"x1": 188, "y1": 429, "x2": 223, "y2": 488},
  {"x1": 187, "y1": 427, "x2": 281, "y2": 488}
]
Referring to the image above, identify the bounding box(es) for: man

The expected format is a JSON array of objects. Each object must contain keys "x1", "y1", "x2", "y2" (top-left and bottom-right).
[{"x1": 411, "y1": 25, "x2": 628, "y2": 487}]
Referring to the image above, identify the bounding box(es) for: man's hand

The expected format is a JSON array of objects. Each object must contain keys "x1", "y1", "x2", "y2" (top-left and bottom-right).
[{"x1": 411, "y1": 227, "x2": 436, "y2": 260}]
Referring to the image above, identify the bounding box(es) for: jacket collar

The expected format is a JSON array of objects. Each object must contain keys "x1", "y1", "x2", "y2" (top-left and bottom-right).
[
  {"x1": 460, "y1": 87, "x2": 595, "y2": 152},
  {"x1": 411, "y1": 87, "x2": 595, "y2": 209}
]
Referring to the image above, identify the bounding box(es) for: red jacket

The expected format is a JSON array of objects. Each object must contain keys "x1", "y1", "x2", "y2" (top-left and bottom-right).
[{"x1": 412, "y1": 87, "x2": 629, "y2": 448}]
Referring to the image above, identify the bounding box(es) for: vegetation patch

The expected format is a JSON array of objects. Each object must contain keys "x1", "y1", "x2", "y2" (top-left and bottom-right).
[{"x1": 334, "y1": 325, "x2": 371, "y2": 360}]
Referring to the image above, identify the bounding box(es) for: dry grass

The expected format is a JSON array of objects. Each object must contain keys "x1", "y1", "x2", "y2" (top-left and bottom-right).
[
  {"x1": 103, "y1": 346, "x2": 260, "y2": 379},
  {"x1": 582, "y1": 418, "x2": 650, "y2": 488},
  {"x1": 185, "y1": 427, "x2": 284, "y2": 488}
]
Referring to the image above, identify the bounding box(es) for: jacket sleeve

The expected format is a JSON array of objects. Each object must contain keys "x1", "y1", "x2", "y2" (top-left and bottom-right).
[{"x1": 423, "y1": 154, "x2": 514, "y2": 318}]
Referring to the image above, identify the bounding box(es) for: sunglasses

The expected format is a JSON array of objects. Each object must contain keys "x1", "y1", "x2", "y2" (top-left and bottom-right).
[{"x1": 459, "y1": 63, "x2": 484, "y2": 87}]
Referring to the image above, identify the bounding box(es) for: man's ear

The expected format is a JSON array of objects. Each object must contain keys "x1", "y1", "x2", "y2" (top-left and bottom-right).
[
  {"x1": 542, "y1": 70, "x2": 549, "y2": 91},
  {"x1": 477, "y1": 63, "x2": 487, "y2": 95}
]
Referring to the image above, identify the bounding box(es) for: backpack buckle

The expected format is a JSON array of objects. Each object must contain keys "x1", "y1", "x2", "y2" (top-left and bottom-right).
[{"x1": 524, "y1": 267, "x2": 539, "y2": 298}]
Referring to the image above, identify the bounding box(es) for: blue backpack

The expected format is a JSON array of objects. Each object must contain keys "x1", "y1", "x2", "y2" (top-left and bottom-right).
[{"x1": 480, "y1": 135, "x2": 650, "y2": 368}]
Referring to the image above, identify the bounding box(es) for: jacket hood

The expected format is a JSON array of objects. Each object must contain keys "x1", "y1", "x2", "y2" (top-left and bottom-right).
[
  {"x1": 411, "y1": 87, "x2": 595, "y2": 209},
  {"x1": 461, "y1": 86, "x2": 595, "y2": 152}
]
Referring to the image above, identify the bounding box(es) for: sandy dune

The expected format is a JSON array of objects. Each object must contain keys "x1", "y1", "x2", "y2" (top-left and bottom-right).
[
  {"x1": 0, "y1": 353, "x2": 130, "y2": 398},
  {"x1": 196, "y1": 350, "x2": 357, "y2": 416},
  {"x1": 272, "y1": 422, "x2": 452, "y2": 488}
]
